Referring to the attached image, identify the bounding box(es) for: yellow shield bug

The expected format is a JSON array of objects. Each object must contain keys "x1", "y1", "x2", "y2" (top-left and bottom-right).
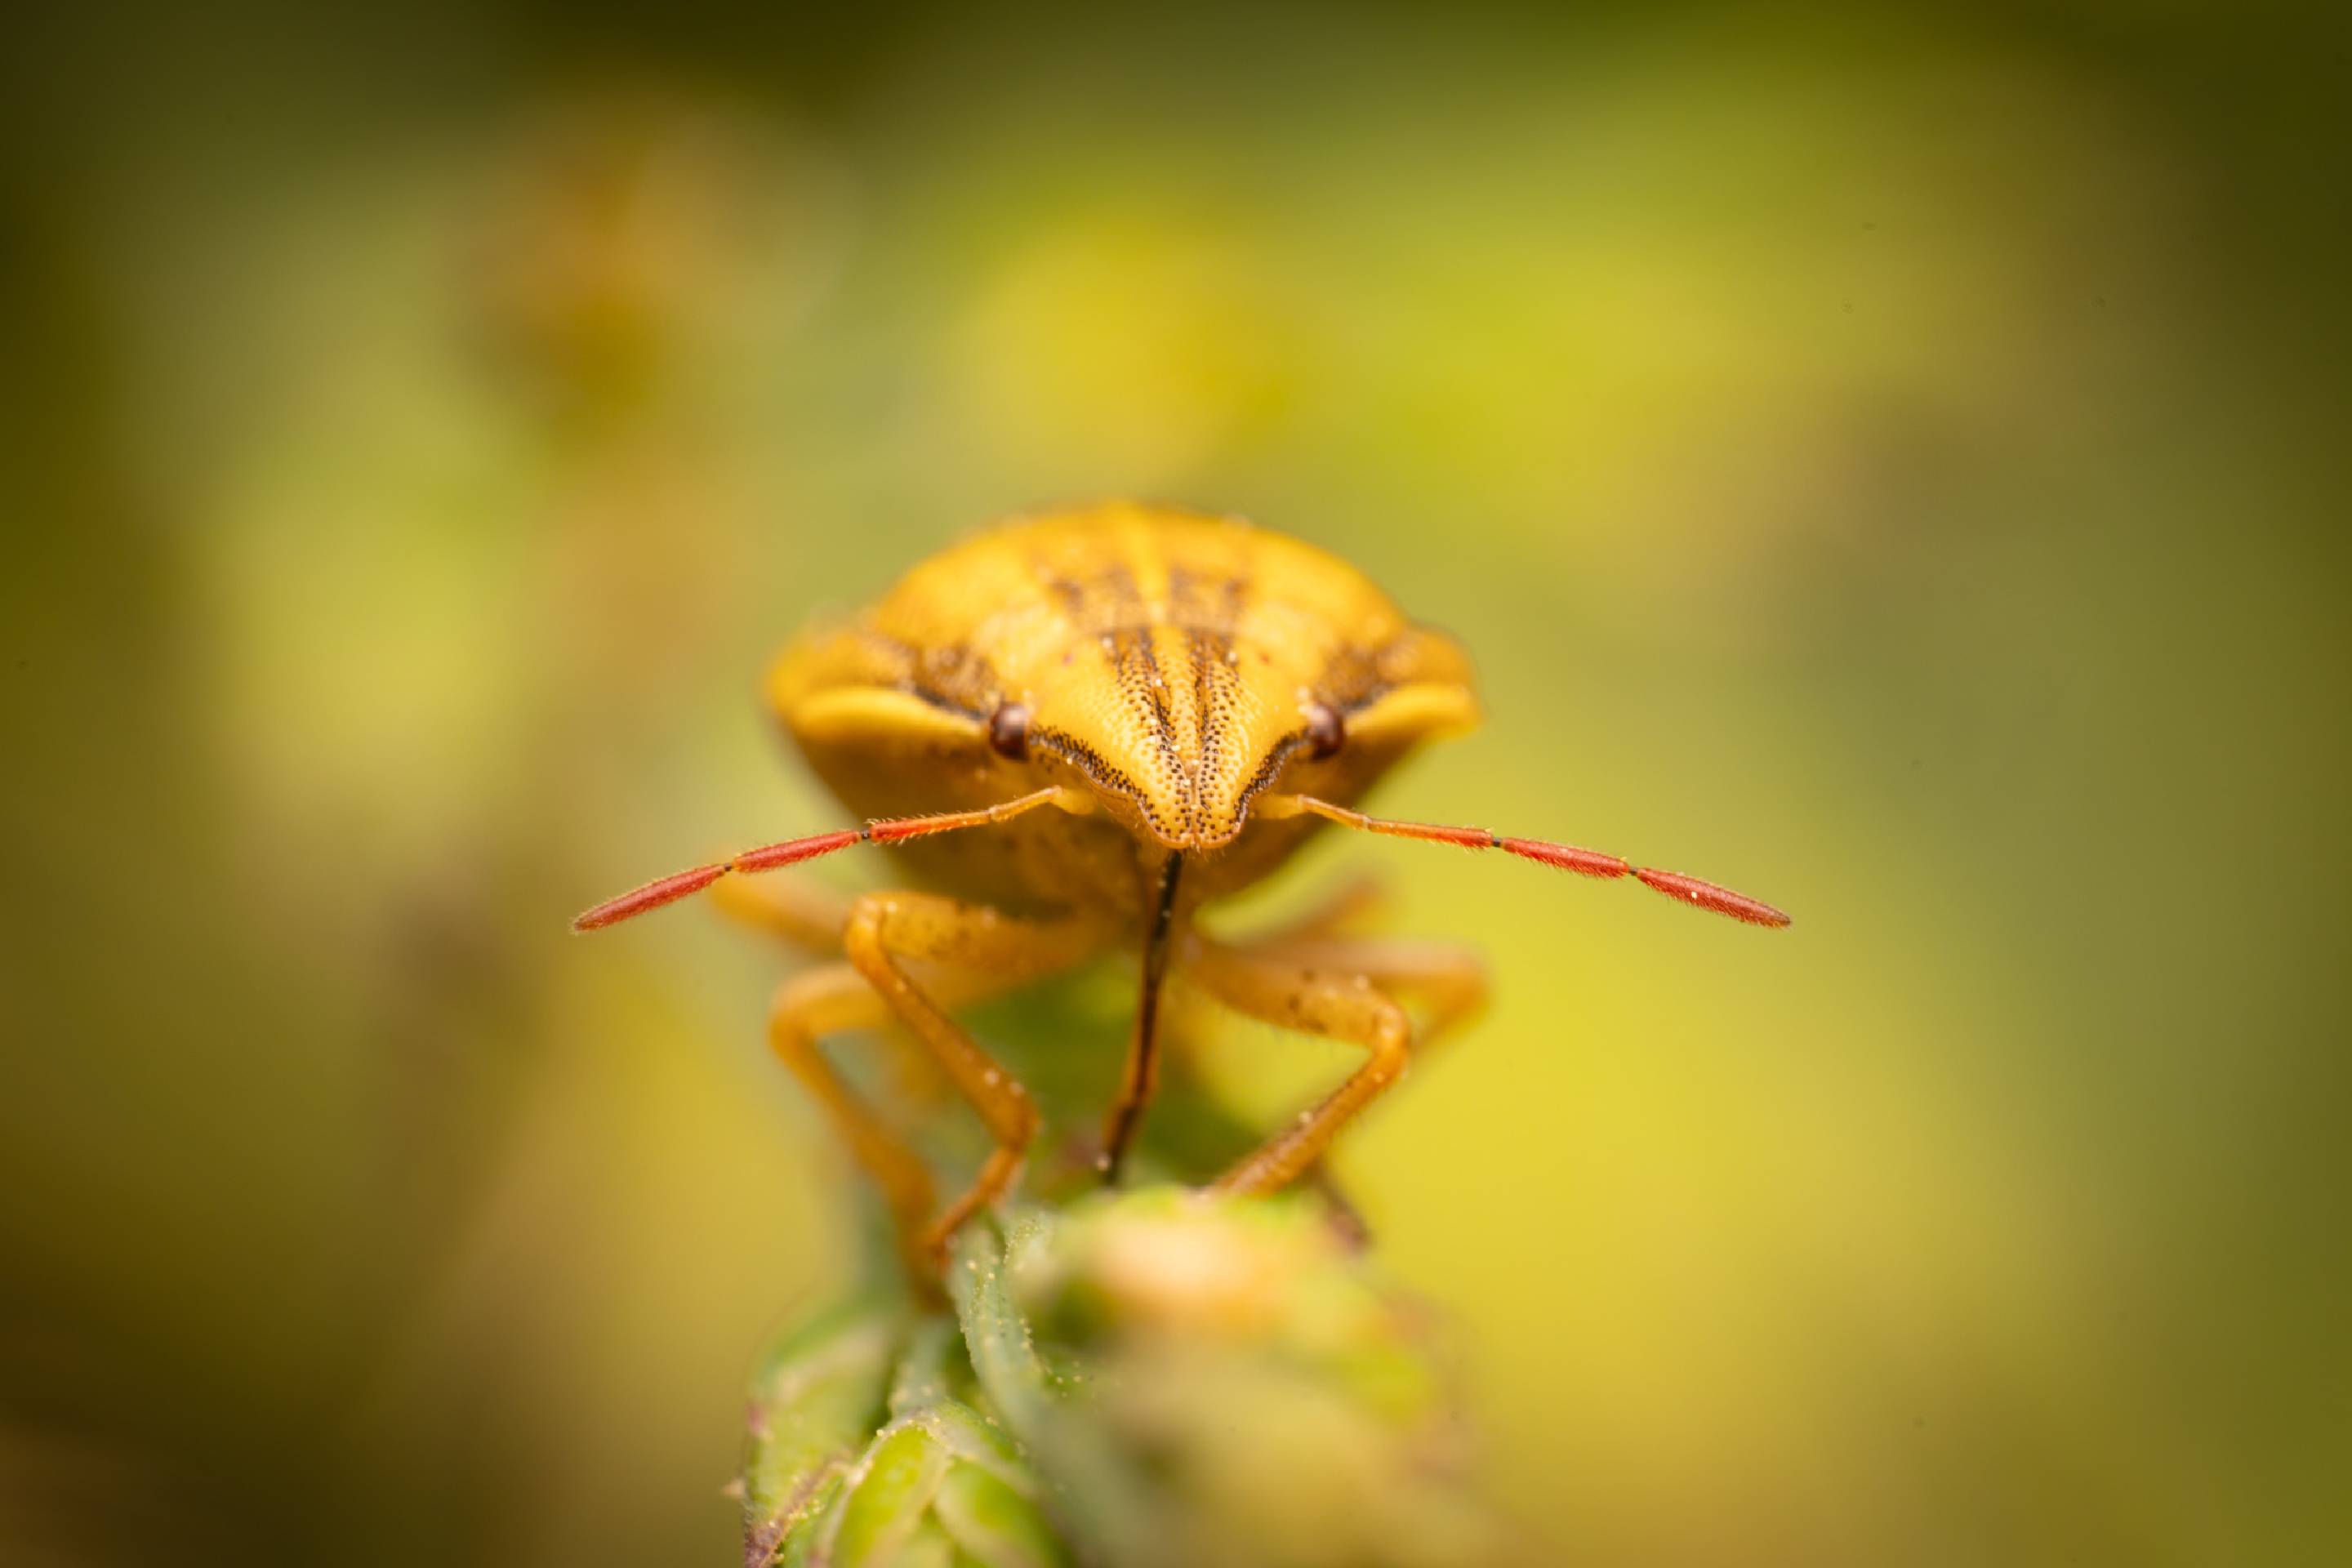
[{"x1": 576, "y1": 503, "x2": 1787, "y2": 1272}]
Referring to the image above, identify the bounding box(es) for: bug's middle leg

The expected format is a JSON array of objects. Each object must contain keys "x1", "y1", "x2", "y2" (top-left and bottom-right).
[{"x1": 838, "y1": 892, "x2": 1101, "y2": 1258}]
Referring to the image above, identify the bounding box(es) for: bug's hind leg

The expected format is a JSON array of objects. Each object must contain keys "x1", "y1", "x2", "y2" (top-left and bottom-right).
[
  {"x1": 1245, "y1": 871, "x2": 1391, "y2": 945},
  {"x1": 766, "y1": 966, "x2": 940, "y2": 1270},
  {"x1": 839, "y1": 892, "x2": 1101, "y2": 1263},
  {"x1": 1188, "y1": 932, "x2": 1486, "y2": 1197},
  {"x1": 713, "y1": 869, "x2": 852, "y2": 954}
]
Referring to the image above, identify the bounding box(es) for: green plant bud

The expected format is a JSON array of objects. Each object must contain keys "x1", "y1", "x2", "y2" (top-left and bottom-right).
[
  {"x1": 820, "y1": 1404, "x2": 1067, "y2": 1568},
  {"x1": 955, "y1": 1189, "x2": 1513, "y2": 1568},
  {"x1": 743, "y1": 1293, "x2": 1066, "y2": 1568},
  {"x1": 741, "y1": 1292, "x2": 909, "y2": 1566},
  {"x1": 748, "y1": 1191, "x2": 1508, "y2": 1566}
]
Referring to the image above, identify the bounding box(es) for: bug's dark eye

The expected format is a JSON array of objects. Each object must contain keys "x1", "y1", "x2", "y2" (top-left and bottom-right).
[
  {"x1": 987, "y1": 701, "x2": 1032, "y2": 761},
  {"x1": 1303, "y1": 701, "x2": 1345, "y2": 760}
]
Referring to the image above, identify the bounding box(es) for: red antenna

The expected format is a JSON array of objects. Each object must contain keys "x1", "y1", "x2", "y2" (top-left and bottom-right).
[
  {"x1": 572, "y1": 787, "x2": 1068, "y2": 931},
  {"x1": 1262, "y1": 795, "x2": 1790, "y2": 928}
]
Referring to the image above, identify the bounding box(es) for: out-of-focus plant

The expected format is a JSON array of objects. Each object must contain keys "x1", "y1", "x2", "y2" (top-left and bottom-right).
[{"x1": 742, "y1": 1190, "x2": 1506, "y2": 1568}]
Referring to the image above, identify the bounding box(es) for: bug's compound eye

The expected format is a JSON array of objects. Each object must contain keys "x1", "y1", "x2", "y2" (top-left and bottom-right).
[
  {"x1": 1303, "y1": 701, "x2": 1346, "y2": 760},
  {"x1": 987, "y1": 701, "x2": 1032, "y2": 761}
]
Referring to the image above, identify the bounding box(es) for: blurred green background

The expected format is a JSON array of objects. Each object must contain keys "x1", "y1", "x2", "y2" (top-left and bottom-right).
[{"x1": 5, "y1": 2, "x2": 2347, "y2": 1563}]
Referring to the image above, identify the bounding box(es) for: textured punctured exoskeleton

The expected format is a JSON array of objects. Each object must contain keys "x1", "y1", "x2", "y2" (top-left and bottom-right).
[{"x1": 576, "y1": 504, "x2": 1788, "y2": 1276}]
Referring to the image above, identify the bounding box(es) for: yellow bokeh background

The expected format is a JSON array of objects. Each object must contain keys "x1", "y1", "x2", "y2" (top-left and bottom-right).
[{"x1": 5, "y1": 5, "x2": 2346, "y2": 1564}]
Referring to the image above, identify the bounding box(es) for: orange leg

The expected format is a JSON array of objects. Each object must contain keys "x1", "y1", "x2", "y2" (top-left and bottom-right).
[
  {"x1": 1229, "y1": 930, "x2": 1487, "y2": 1239},
  {"x1": 837, "y1": 892, "x2": 1101, "y2": 1261},
  {"x1": 712, "y1": 868, "x2": 851, "y2": 954},
  {"x1": 764, "y1": 965, "x2": 942, "y2": 1268},
  {"x1": 1241, "y1": 932, "x2": 1487, "y2": 1054},
  {"x1": 719, "y1": 871, "x2": 947, "y2": 1111},
  {"x1": 1243, "y1": 871, "x2": 1391, "y2": 945},
  {"x1": 762, "y1": 893, "x2": 1098, "y2": 1277},
  {"x1": 1188, "y1": 931, "x2": 1485, "y2": 1196}
]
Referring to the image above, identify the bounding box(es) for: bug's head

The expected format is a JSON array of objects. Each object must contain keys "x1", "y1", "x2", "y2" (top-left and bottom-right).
[{"x1": 993, "y1": 622, "x2": 1483, "y2": 852}]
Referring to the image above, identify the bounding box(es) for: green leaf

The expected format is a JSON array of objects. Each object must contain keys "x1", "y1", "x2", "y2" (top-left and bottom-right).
[{"x1": 742, "y1": 1292, "x2": 909, "y2": 1566}]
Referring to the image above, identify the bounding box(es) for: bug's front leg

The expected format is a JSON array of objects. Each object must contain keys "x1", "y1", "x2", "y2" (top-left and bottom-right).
[
  {"x1": 835, "y1": 892, "x2": 1101, "y2": 1264},
  {"x1": 1187, "y1": 931, "x2": 1485, "y2": 1196},
  {"x1": 1196, "y1": 929, "x2": 1487, "y2": 1238},
  {"x1": 1235, "y1": 932, "x2": 1488, "y2": 1054}
]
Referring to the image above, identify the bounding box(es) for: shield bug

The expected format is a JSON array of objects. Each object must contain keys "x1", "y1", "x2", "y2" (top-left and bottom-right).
[{"x1": 576, "y1": 503, "x2": 1787, "y2": 1272}]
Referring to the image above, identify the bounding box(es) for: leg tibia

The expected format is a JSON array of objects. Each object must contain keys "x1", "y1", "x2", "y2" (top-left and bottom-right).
[
  {"x1": 715, "y1": 870, "x2": 852, "y2": 953},
  {"x1": 839, "y1": 892, "x2": 1099, "y2": 1259},
  {"x1": 1187, "y1": 940, "x2": 1414, "y2": 1196}
]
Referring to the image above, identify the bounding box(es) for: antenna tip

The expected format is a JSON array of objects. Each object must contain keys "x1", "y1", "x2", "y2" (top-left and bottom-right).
[{"x1": 1633, "y1": 867, "x2": 1791, "y2": 928}]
